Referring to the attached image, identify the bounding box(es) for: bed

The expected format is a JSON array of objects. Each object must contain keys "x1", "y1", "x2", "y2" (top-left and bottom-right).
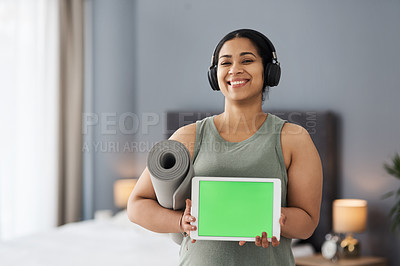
[
  {"x1": 0, "y1": 110, "x2": 337, "y2": 265},
  {"x1": 0, "y1": 211, "x2": 180, "y2": 266},
  {"x1": 0, "y1": 210, "x2": 316, "y2": 266}
]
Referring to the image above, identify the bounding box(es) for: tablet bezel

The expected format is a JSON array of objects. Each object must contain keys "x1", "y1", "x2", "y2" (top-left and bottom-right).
[{"x1": 190, "y1": 176, "x2": 281, "y2": 242}]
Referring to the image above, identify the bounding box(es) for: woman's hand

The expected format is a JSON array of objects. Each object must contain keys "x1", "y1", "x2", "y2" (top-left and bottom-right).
[
  {"x1": 238, "y1": 212, "x2": 286, "y2": 248},
  {"x1": 180, "y1": 199, "x2": 197, "y2": 243}
]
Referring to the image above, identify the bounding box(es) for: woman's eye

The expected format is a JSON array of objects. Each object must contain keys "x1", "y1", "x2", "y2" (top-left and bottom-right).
[
  {"x1": 220, "y1": 61, "x2": 231, "y2": 66},
  {"x1": 242, "y1": 59, "x2": 254, "y2": 64}
]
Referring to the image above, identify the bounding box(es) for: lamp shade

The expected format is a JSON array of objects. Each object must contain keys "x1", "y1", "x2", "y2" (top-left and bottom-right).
[
  {"x1": 113, "y1": 179, "x2": 137, "y2": 208},
  {"x1": 333, "y1": 199, "x2": 367, "y2": 233}
]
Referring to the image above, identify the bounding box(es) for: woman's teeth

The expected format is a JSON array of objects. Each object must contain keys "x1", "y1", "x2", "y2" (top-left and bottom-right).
[{"x1": 230, "y1": 80, "x2": 246, "y2": 86}]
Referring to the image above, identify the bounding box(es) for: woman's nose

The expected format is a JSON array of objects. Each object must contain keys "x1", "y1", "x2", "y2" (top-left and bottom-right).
[{"x1": 228, "y1": 62, "x2": 243, "y2": 75}]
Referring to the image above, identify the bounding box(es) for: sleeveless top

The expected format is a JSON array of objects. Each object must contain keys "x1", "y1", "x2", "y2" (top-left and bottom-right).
[{"x1": 178, "y1": 113, "x2": 295, "y2": 266}]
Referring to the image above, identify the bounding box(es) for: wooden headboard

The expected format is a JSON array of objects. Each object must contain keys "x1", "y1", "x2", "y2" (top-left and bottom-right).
[{"x1": 165, "y1": 110, "x2": 339, "y2": 252}]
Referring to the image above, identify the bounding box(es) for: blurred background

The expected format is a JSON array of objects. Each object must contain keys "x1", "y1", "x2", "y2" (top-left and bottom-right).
[{"x1": 0, "y1": 0, "x2": 399, "y2": 265}]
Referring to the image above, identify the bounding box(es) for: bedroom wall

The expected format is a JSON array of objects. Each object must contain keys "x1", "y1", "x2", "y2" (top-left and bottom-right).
[
  {"x1": 83, "y1": 0, "x2": 137, "y2": 219},
  {"x1": 86, "y1": 0, "x2": 400, "y2": 264}
]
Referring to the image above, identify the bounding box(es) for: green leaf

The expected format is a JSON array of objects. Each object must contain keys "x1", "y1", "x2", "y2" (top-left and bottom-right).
[
  {"x1": 391, "y1": 210, "x2": 400, "y2": 233},
  {"x1": 394, "y1": 153, "x2": 400, "y2": 168},
  {"x1": 384, "y1": 153, "x2": 400, "y2": 179},
  {"x1": 381, "y1": 191, "x2": 394, "y2": 200},
  {"x1": 384, "y1": 164, "x2": 400, "y2": 179},
  {"x1": 383, "y1": 153, "x2": 400, "y2": 234},
  {"x1": 389, "y1": 206, "x2": 400, "y2": 233},
  {"x1": 389, "y1": 205, "x2": 397, "y2": 218}
]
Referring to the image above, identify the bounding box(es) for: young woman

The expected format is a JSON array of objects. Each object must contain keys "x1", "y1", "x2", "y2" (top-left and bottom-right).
[{"x1": 127, "y1": 29, "x2": 323, "y2": 266}]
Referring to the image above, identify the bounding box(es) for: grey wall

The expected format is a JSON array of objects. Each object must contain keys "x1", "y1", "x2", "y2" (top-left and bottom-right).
[
  {"x1": 87, "y1": 0, "x2": 400, "y2": 264},
  {"x1": 84, "y1": 0, "x2": 137, "y2": 218}
]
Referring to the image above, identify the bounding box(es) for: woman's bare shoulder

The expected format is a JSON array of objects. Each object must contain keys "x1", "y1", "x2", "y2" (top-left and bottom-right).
[
  {"x1": 281, "y1": 122, "x2": 310, "y2": 141},
  {"x1": 281, "y1": 122, "x2": 320, "y2": 166},
  {"x1": 281, "y1": 122, "x2": 315, "y2": 153},
  {"x1": 168, "y1": 123, "x2": 197, "y2": 159}
]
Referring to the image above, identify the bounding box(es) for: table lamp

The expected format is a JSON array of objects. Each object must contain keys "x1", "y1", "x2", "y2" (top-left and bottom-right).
[
  {"x1": 113, "y1": 179, "x2": 137, "y2": 209},
  {"x1": 333, "y1": 199, "x2": 368, "y2": 258}
]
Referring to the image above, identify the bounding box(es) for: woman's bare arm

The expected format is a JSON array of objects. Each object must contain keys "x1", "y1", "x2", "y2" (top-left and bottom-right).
[
  {"x1": 127, "y1": 123, "x2": 196, "y2": 233},
  {"x1": 280, "y1": 123, "x2": 323, "y2": 239}
]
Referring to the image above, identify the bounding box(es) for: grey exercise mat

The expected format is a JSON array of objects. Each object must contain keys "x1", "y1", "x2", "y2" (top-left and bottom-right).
[{"x1": 147, "y1": 139, "x2": 194, "y2": 245}]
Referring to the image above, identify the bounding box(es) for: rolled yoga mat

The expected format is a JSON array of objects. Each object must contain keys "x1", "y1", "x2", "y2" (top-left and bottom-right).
[{"x1": 147, "y1": 139, "x2": 194, "y2": 245}]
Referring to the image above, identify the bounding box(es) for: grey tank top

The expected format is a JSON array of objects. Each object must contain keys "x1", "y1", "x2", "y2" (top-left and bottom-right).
[{"x1": 179, "y1": 114, "x2": 295, "y2": 266}]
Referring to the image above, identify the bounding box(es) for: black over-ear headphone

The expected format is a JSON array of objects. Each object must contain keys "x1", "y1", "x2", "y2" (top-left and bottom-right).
[{"x1": 207, "y1": 30, "x2": 281, "y2": 91}]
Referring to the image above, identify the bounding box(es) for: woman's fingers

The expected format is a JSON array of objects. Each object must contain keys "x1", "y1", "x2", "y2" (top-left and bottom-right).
[
  {"x1": 185, "y1": 214, "x2": 196, "y2": 223},
  {"x1": 184, "y1": 199, "x2": 192, "y2": 215},
  {"x1": 261, "y1": 232, "x2": 269, "y2": 248},
  {"x1": 183, "y1": 223, "x2": 197, "y2": 233},
  {"x1": 239, "y1": 241, "x2": 246, "y2": 246},
  {"x1": 254, "y1": 232, "x2": 280, "y2": 248},
  {"x1": 182, "y1": 198, "x2": 197, "y2": 238},
  {"x1": 255, "y1": 235, "x2": 262, "y2": 246},
  {"x1": 271, "y1": 236, "x2": 280, "y2": 247}
]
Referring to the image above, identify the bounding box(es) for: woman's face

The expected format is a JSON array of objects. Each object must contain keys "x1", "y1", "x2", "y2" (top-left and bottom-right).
[{"x1": 217, "y1": 37, "x2": 264, "y2": 103}]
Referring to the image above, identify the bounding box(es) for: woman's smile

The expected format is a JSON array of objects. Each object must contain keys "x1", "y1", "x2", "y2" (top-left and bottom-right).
[{"x1": 228, "y1": 78, "x2": 250, "y2": 88}]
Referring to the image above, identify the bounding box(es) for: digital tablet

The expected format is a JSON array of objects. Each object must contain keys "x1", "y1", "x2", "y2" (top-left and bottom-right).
[{"x1": 191, "y1": 176, "x2": 281, "y2": 242}]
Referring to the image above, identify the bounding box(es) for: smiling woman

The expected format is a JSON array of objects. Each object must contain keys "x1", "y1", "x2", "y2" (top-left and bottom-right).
[
  {"x1": 207, "y1": 28, "x2": 281, "y2": 101},
  {"x1": 128, "y1": 29, "x2": 322, "y2": 266},
  {"x1": 217, "y1": 38, "x2": 265, "y2": 103}
]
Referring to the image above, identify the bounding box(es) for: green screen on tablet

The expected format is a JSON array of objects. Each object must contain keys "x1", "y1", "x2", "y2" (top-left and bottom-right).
[{"x1": 196, "y1": 179, "x2": 277, "y2": 239}]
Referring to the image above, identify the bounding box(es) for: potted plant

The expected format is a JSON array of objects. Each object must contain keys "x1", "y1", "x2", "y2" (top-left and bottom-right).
[{"x1": 382, "y1": 153, "x2": 400, "y2": 233}]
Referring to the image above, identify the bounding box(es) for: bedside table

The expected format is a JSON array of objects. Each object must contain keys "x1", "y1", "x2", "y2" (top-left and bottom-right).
[{"x1": 295, "y1": 254, "x2": 387, "y2": 266}]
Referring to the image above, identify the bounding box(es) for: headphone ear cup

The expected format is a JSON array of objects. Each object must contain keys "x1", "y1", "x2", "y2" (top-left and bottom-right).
[
  {"x1": 208, "y1": 66, "x2": 220, "y2": 91},
  {"x1": 264, "y1": 63, "x2": 281, "y2": 87}
]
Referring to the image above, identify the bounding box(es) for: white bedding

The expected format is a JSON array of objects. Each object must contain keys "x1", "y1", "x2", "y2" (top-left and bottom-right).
[
  {"x1": 0, "y1": 211, "x2": 314, "y2": 266},
  {"x1": 0, "y1": 211, "x2": 180, "y2": 266}
]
